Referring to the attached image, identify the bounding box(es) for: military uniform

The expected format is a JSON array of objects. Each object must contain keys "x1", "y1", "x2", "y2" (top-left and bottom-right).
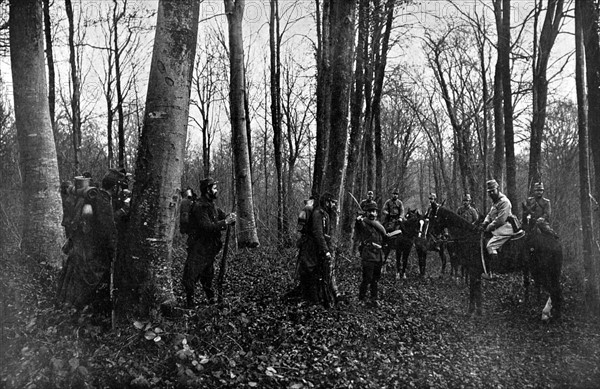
[
  {"x1": 483, "y1": 190, "x2": 515, "y2": 255},
  {"x1": 457, "y1": 204, "x2": 479, "y2": 224},
  {"x1": 298, "y1": 205, "x2": 333, "y2": 303},
  {"x1": 355, "y1": 205, "x2": 387, "y2": 305},
  {"x1": 522, "y1": 183, "x2": 558, "y2": 238},
  {"x1": 57, "y1": 178, "x2": 117, "y2": 309},
  {"x1": 183, "y1": 194, "x2": 228, "y2": 306},
  {"x1": 382, "y1": 197, "x2": 404, "y2": 226}
]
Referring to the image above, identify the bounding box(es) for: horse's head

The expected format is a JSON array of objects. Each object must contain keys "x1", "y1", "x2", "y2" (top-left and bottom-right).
[{"x1": 430, "y1": 205, "x2": 478, "y2": 237}]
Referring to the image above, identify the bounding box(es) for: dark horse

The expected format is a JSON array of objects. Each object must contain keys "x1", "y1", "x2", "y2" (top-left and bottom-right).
[
  {"x1": 382, "y1": 212, "x2": 415, "y2": 280},
  {"x1": 430, "y1": 203, "x2": 562, "y2": 319},
  {"x1": 383, "y1": 209, "x2": 447, "y2": 279}
]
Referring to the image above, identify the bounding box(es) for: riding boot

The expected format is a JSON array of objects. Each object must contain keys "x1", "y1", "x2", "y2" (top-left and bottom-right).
[{"x1": 482, "y1": 254, "x2": 498, "y2": 281}]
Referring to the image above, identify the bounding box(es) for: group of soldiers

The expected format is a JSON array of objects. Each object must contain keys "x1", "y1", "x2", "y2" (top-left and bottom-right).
[
  {"x1": 55, "y1": 167, "x2": 556, "y2": 311},
  {"x1": 297, "y1": 180, "x2": 556, "y2": 307},
  {"x1": 56, "y1": 168, "x2": 131, "y2": 309}
]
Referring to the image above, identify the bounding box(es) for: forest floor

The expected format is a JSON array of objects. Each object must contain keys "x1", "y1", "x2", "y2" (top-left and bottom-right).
[{"x1": 1, "y1": 243, "x2": 599, "y2": 389}]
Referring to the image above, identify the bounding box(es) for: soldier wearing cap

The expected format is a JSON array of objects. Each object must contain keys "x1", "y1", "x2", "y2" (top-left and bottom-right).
[
  {"x1": 360, "y1": 191, "x2": 377, "y2": 213},
  {"x1": 425, "y1": 192, "x2": 438, "y2": 219},
  {"x1": 355, "y1": 202, "x2": 391, "y2": 307},
  {"x1": 183, "y1": 177, "x2": 236, "y2": 307},
  {"x1": 522, "y1": 182, "x2": 558, "y2": 238},
  {"x1": 382, "y1": 189, "x2": 405, "y2": 228},
  {"x1": 457, "y1": 193, "x2": 479, "y2": 224},
  {"x1": 481, "y1": 179, "x2": 518, "y2": 279},
  {"x1": 56, "y1": 173, "x2": 117, "y2": 309},
  {"x1": 297, "y1": 192, "x2": 338, "y2": 306}
]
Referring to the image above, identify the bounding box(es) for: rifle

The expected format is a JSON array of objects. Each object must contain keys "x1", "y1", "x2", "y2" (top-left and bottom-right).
[{"x1": 217, "y1": 206, "x2": 235, "y2": 304}]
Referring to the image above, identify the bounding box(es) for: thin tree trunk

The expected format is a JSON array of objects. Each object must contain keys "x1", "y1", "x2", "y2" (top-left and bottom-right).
[
  {"x1": 9, "y1": 0, "x2": 64, "y2": 266},
  {"x1": 313, "y1": 0, "x2": 331, "y2": 195},
  {"x1": 492, "y1": 0, "x2": 504, "y2": 190},
  {"x1": 42, "y1": 0, "x2": 55, "y2": 136},
  {"x1": 372, "y1": 0, "x2": 394, "y2": 200},
  {"x1": 115, "y1": 0, "x2": 200, "y2": 316},
  {"x1": 342, "y1": 0, "x2": 368, "y2": 240},
  {"x1": 65, "y1": 0, "x2": 81, "y2": 174},
  {"x1": 113, "y1": 0, "x2": 126, "y2": 170},
  {"x1": 529, "y1": 0, "x2": 564, "y2": 187},
  {"x1": 225, "y1": 0, "x2": 260, "y2": 247},
  {"x1": 269, "y1": 0, "x2": 284, "y2": 244},
  {"x1": 500, "y1": 0, "x2": 517, "y2": 205}
]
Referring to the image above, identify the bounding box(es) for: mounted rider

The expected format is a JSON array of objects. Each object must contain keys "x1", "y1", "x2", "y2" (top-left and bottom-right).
[
  {"x1": 522, "y1": 182, "x2": 558, "y2": 239},
  {"x1": 382, "y1": 189, "x2": 404, "y2": 230},
  {"x1": 481, "y1": 179, "x2": 521, "y2": 279},
  {"x1": 457, "y1": 193, "x2": 479, "y2": 224}
]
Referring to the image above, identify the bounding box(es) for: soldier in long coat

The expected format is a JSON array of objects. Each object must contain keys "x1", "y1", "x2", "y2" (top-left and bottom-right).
[
  {"x1": 297, "y1": 192, "x2": 337, "y2": 306},
  {"x1": 56, "y1": 171, "x2": 120, "y2": 309}
]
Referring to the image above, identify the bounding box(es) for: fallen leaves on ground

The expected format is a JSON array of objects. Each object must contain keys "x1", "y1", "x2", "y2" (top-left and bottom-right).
[{"x1": 1, "y1": 244, "x2": 599, "y2": 388}]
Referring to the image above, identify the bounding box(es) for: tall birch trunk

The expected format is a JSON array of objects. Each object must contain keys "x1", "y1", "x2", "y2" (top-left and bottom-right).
[
  {"x1": 225, "y1": 0, "x2": 260, "y2": 247},
  {"x1": 9, "y1": 0, "x2": 64, "y2": 267}
]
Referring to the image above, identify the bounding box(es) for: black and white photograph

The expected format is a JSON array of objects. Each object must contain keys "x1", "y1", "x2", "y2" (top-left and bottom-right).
[{"x1": 1, "y1": 0, "x2": 599, "y2": 387}]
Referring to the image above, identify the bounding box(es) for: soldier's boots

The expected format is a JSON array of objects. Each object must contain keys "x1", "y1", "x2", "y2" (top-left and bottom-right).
[{"x1": 482, "y1": 254, "x2": 498, "y2": 281}]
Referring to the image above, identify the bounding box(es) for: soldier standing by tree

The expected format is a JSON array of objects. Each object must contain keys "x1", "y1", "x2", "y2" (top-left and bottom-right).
[
  {"x1": 297, "y1": 192, "x2": 338, "y2": 307},
  {"x1": 56, "y1": 171, "x2": 120, "y2": 309},
  {"x1": 183, "y1": 178, "x2": 236, "y2": 308}
]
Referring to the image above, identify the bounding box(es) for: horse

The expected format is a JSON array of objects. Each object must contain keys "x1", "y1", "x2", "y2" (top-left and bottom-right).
[
  {"x1": 430, "y1": 203, "x2": 562, "y2": 319},
  {"x1": 522, "y1": 214, "x2": 563, "y2": 318},
  {"x1": 382, "y1": 212, "x2": 415, "y2": 280},
  {"x1": 409, "y1": 209, "x2": 448, "y2": 277}
]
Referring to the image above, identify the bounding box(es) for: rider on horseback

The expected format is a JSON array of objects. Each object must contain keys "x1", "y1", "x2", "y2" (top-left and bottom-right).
[
  {"x1": 382, "y1": 189, "x2": 404, "y2": 229},
  {"x1": 522, "y1": 182, "x2": 559, "y2": 239},
  {"x1": 457, "y1": 193, "x2": 479, "y2": 224},
  {"x1": 481, "y1": 179, "x2": 520, "y2": 280}
]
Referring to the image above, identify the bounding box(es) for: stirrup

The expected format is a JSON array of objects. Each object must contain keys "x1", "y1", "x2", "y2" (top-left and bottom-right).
[{"x1": 481, "y1": 272, "x2": 497, "y2": 281}]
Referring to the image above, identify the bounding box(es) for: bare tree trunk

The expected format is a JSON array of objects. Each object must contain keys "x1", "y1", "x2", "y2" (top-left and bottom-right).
[
  {"x1": 113, "y1": 0, "x2": 126, "y2": 170},
  {"x1": 9, "y1": 0, "x2": 64, "y2": 266},
  {"x1": 65, "y1": 0, "x2": 81, "y2": 174},
  {"x1": 582, "y1": 0, "x2": 600, "y2": 238},
  {"x1": 225, "y1": 0, "x2": 260, "y2": 247},
  {"x1": 313, "y1": 0, "x2": 331, "y2": 195},
  {"x1": 115, "y1": 0, "x2": 200, "y2": 316},
  {"x1": 529, "y1": 0, "x2": 564, "y2": 187},
  {"x1": 42, "y1": 0, "x2": 55, "y2": 137},
  {"x1": 492, "y1": 0, "x2": 505, "y2": 188},
  {"x1": 342, "y1": 0, "x2": 368, "y2": 240},
  {"x1": 269, "y1": 0, "x2": 284, "y2": 244},
  {"x1": 500, "y1": 0, "x2": 517, "y2": 205},
  {"x1": 579, "y1": 0, "x2": 600, "y2": 314},
  {"x1": 372, "y1": 0, "x2": 394, "y2": 200},
  {"x1": 323, "y1": 0, "x2": 356, "y2": 215}
]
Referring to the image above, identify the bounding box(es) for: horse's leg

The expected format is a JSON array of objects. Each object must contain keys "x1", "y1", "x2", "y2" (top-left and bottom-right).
[
  {"x1": 394, "y1": 246, "x2": 402, "y2": 280},
  {"x1": 417, "y1": 246, "x2": 426, "y2": 277},
  {"x1": 551, "y1": 251, "x2": 563, "y2": 319},
  {"x1": 439, "y1": 244, "x2": 447, "y2": 276},
  {"x1": 401, "y1": 243, "x2": 410, "y2": 279},
  {"x1": 467, "y1": 262, "x2": 483, "y2": 316}
]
